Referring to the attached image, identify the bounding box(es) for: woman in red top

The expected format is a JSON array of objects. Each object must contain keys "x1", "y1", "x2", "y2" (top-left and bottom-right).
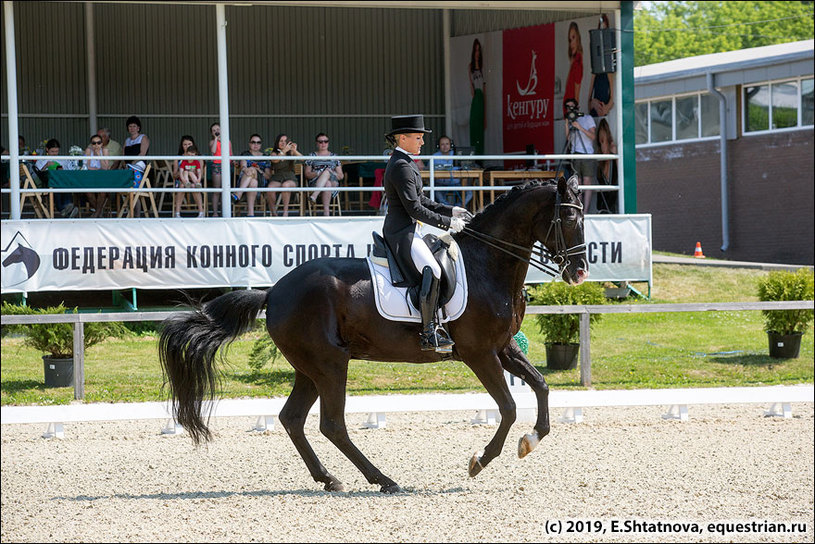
[
  {"x1": 563, "y1": 21, "x2": 584, "y2": 116},
  {"x1": 208, "y1": 123, "x2": 232, "y2": 216}
]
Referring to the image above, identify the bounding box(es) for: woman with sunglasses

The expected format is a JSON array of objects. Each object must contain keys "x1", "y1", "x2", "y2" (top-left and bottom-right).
[
  {"x1": 304, "y1": 133, "x2": 344, "y2": 216},
  {"x1": 83, "y1": 134, "x2": 111, "y2": 217}
]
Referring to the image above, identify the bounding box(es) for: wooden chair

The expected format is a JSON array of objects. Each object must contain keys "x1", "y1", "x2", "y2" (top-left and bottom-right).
[
  {"x1": 175, "y1": 163, "x2": 208, "y2": 216},
  {"x1": 231, "y1": 164, "x2": 265, "y2": 217},
  {"x1": 267, "y1": 163, "x2": 304, "y2": 217},
  {"x1": 118, "y1": 163, "x2": 159, "y2": 218},
  {"x1": 306, "y1": 186, "x2": 343, "y2": 217},
  {"x1": 19, "y1": 164, "x2": 50, "y2": 218},
  {"x1": 153, "y1": 160, "x2": 176, "y2": 214}
]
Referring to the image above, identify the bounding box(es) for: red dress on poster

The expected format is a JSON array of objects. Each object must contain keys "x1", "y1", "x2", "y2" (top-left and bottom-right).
[{"x1": 564, "y1": 51, "x2": 583, "y2": 115}]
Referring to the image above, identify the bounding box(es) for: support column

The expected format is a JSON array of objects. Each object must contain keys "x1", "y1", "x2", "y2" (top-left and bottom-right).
[
  {"x1": 85, "y1": 2, "x2": 98, "y2": 136},
  {"x1": 4, "y1": 0, "x2": 21, "y2": 220},
  {"x1": 216, "y1": 3, "x2": 232, "y2": 218}
]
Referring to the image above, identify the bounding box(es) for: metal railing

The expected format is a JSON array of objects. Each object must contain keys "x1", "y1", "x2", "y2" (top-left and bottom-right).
[
  {"x1": 1, "y1": 152, "x2": 621, "y2": 219},
  {"x1": 2, "y1": 300, "x2": 812, "y2": 399}
]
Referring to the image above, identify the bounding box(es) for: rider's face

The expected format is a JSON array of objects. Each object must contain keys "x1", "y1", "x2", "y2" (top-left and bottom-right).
[{"x1": 398, "y1": 133, "x2": 424, "y2": 155}]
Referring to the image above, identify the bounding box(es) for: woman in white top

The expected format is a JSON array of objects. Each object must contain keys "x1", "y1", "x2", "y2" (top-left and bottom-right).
[{"x1": 83, "y1": 134, "x2": 111, "y2": 217}]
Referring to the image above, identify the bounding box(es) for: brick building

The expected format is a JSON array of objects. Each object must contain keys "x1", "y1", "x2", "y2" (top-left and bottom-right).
[{"x1": 634, "y1": 40, "x2": 814, "y2": 265}]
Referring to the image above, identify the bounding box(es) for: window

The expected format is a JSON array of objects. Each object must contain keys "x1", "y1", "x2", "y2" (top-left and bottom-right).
[
  {"x1": 635, "y1": 92, "x2": 720, "y2": 146},
  {"x1": 743, "y1": 77, "x2": 813, "y2": 134}
]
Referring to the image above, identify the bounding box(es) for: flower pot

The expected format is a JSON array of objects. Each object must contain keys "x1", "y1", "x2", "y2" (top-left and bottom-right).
[
  {"x1": 43, "y1": 356, "x2": 73, "y2": 388},
  {"x1": 767, "y1": 332, "x2": 803, "y2": 359},
  {"x1": 545, "y1": 343, "x2": 579, "y2": 370}
]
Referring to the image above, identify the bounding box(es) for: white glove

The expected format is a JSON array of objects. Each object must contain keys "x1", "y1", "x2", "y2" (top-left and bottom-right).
[
  {"x1": 450, "y1": 217, "x2": 466, "y2": 233},
  {"x1": 452, "y1": 206, "x2": 474, "y2": 222}
]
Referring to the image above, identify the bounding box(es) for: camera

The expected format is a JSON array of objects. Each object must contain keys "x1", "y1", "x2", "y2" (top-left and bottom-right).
[{"x1": 565, "y1": 103, "x2": 584, "y2": 123}]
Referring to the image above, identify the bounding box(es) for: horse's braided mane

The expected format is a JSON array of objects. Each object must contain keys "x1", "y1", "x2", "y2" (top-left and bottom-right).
[{"x1": 467, "y1": 178, "x2": 557, "y2": 230}]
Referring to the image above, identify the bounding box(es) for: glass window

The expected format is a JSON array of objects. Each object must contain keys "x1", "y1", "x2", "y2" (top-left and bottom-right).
[
  {"x1": 700, "y1": 93, "x2": 720, "y2": 137},
  {"x1": 801, "y1": 78, "x2": 813, "y2": 126},
  {"x1": 744, "y1": 84, "x2": 769, "y2": 132},
  {"x1": 675, "y1": 95, "x2": 699, "y2": 140},
  {"x1": 650, "y1": 99, "x2": 672, "y2": 142},
  {"x1": 635, "y1": 102, "x2": 648, "y2": 144},
  {"x1": 772, "y1": 81, "x2": 798, "y2": 129}
]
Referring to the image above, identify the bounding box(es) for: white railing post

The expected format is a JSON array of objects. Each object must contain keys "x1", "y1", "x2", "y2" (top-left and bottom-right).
[{"x1": 579, "y1": 311, "x2": 591, "y2": 387}]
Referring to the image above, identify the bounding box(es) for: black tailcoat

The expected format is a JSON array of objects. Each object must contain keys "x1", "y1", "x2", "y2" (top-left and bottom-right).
[{"x1": 382, "y1": 149, "x2": 453, "y2": 287}]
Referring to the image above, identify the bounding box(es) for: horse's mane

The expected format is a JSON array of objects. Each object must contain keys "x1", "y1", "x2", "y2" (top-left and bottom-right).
[{"x1": 467, "y1": 178, "x2": 557, "y2": 231}]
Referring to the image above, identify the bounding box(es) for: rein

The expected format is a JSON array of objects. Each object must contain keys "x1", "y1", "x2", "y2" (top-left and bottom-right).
[{"x1": 461, "y1": 190, "x2": 586, "y2": 278}]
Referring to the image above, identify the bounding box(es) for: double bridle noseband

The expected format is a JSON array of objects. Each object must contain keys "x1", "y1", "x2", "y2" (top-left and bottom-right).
[{"x1": 461, "y1": 189, "x2": 586, "y2": 278}]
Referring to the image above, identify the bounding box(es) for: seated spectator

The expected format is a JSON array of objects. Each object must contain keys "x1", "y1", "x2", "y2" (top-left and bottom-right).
[
  {"x1": 174, "y1": 142, "x2": 205, "y2": 218},
  {"x1": 304, "y1": 133, "x2": 344, "y2": 216},
  {"x1": 97, "y1": 127, "x2": 122, "y2": 169},
  {"x1": 233, "y1": 133, "x2": 270, "y2": 217},
  {"x1": 35, "y1": 138, "x2": 78, "y2": 218},
  {"x1": 432, "y1": 135, "x2": 471, "y2": 208},
  {"x1": 83, "y1": 134, "x2": 111, "y2": 217},
  {"x1": 268, "y1": 133, "x2": 301, "y2": 216},
  {"x1": 123, "y1": 116, "x2": 151, "y2": 216}
]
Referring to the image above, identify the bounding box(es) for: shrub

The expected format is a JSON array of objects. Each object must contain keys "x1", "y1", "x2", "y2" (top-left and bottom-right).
[
  {"x1": 0, "y1": 302, "x2": 128, "y2": 358},
  {"x1": 757, "y1": 269, "x2": 814, "y2": 335},
  {"x1": 528, "y1": 281, "x2": 605, "y2": 344}
]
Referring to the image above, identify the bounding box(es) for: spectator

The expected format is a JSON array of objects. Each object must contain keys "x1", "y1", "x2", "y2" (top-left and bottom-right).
[
  {"x1": 35, "y1": 138, "x2": 77, "y2": 218},
  {"x1": 432, "y1": 135, "x2": 470, "y2": 208},
  {"x1": 594, "y1": 118, "x2": 618, "y2": 213},
  {"x1": 268, "y1": 133, "x2": 300, "y2": 217},
  {"x1": 304, "y1": 132, "x2": 344, "y2": 216},
  {"x1": 123, "y1": 116, "x2": 150, "y2": 163},
  {"x1": 97, "y1": 128, "x2": 122, "y2": 169},
  {"x1": 588, "y1": 14, "x2": 615, "y2": 118},
  {"x1": 83, "y1": 134, "x2": 111, "y2": 217},
  {"x1": 122, "y1": 116, "x2": 150, "y2": 216},
  {"x1": 208, "y1": 122, "x2": 232, "y2": 217},
  {"x1": 564, "y1": 97, "x2": 596, "y2": 211},
  {"x1": 232, "y1": 133, "x2": 268, "y2": 217},
  {"x1": 174, "y1": 142, "x2": 205, "y2": 218}
]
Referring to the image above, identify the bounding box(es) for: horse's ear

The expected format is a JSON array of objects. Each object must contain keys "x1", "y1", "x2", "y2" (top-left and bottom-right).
[{"x1": 557, "y1": 174, "x2": 580, "y2": 195}]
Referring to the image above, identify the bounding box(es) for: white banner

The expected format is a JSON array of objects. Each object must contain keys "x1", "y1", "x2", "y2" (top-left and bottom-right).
[{"x1": 1, "y1": 215, "x2": 651, "y2": 294}]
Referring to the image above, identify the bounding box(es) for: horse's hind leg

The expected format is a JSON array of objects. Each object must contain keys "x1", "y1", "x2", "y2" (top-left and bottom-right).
[
  {"x1": 461, "y1": 351, "x2": 516, "y2": 478},
  {"x1": 314, "y1": 362, "x2": 402, "y2": 494},
  {"x1": 498, "y1": 339, "x2": 550, "y2": 459},
  {"x1": 278, "y1": 370, "x2": 345, "y2": 492}
]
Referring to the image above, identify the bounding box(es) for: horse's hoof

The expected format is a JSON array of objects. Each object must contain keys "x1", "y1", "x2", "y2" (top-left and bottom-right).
[
  {"x1": 518, "y1": 431, "x2": 540, "y2": 459},
  {"x1": 468, "y1": 452, "x2": 484, "y2": 478},
  {"x1": 380, "y1": 483, "x2": 402, "y2": 494},
  {"x1": 324, "y1": 479, "x2": 346, "y2": 492}
]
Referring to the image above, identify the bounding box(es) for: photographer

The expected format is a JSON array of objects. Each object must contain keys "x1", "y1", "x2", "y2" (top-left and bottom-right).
[{"x1": 563, "y1": 98, "x2": 596, "y2": 211}]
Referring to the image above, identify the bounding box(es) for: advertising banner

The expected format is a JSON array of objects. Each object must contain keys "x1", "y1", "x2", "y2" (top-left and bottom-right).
[{"x1": 1, "y1": 216, "x2": 651, "y2": 294}]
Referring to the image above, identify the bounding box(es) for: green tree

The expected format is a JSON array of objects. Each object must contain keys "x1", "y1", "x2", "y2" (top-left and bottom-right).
[{"x1": 635, "y1": 1, "x2": 814, "y2": 66}]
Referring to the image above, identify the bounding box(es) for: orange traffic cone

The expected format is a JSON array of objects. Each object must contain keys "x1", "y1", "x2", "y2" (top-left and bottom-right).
[{"x1": 694, "y1": 242, "x2": 705, "y2": 259}]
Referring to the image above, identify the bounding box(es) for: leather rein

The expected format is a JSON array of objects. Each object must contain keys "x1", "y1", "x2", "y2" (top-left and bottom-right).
[{"x1": 461, "y1": 189, "x2": 586, "y2": 278}]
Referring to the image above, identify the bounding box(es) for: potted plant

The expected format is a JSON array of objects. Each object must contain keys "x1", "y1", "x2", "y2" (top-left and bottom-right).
[
  {"x1": 528, "y1": 281, "x2": 605, "y2": 370},
  {"x1": 1, "y1": 302, "x2": 127, "y2": 387},
  {"x1": 756, "y1": 269, "x2": 814, "y2": 359}
]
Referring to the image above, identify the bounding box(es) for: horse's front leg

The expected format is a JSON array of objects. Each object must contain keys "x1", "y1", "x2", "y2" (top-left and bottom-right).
[
  {"x1": 462, "y1": 351, "x2": 516, "y2": 478},
  {"x1": 499, "y1": 338, "x2": 550, "y2": 459}
]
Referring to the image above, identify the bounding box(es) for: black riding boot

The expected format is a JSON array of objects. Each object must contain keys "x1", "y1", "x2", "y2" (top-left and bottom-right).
[{"x1": 419, "y1": 266, "x2": 455, "y2": 353}]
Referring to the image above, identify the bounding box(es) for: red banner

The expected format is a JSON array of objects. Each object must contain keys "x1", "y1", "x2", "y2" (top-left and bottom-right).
[{"x1": 502, "y1": 24, "x2": 555, "y2": 155}]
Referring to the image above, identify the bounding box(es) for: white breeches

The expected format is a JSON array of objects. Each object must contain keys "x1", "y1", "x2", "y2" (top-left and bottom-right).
[{"x1": 410, "y1": 230, "x2": 441, "y2": 279}]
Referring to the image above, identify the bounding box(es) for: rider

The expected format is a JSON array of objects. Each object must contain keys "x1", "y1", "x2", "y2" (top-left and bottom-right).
[{"x1": 382, "y1": 115, "x2": 472, "y2": 352}]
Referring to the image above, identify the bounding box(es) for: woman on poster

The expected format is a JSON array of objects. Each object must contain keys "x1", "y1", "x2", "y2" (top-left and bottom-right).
[{"x1": 468, "y1": 38, "x2": 485, "y2": 157}]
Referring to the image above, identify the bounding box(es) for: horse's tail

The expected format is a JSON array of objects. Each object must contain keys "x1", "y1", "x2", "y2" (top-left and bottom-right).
[{"x1": 158, "y1": 289, "x2": 268, "y2": 445}]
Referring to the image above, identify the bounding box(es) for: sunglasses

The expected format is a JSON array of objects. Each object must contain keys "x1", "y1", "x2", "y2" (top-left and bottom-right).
[
  {"x1": 317, "y1": 139, "x2": 329, "y2": 143},
  {"x1": 250, "y1": 140, "x2": 262, "y2": 144},
  {"x1": 91, "y1": 141, "x2": 103, "y2": 145}
]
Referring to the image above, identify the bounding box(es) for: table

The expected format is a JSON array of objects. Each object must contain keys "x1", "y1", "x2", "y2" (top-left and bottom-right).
[
  {"x1": 48, "y1": 169, "x2": 158, "y2": 218},
  {"x1": 421, "y1": 169, "x2": 485, "y2": 211},
  {"x1": 486, "y1": 170, "x2": 561, "y2": 205}
]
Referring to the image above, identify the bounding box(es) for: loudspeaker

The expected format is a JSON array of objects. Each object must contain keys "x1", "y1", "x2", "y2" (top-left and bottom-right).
[{"x1": 590, "y1": 27, "x2": 616, "y2": 74}]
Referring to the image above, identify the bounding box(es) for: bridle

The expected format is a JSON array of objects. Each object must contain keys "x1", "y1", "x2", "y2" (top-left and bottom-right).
[{"x1": 461, "y1": 187, "x2": 587, "y2": 278}]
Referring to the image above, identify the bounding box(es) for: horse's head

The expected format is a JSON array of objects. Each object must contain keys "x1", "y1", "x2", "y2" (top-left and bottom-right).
[{"x1": 533, "y1": 175, "x2": 588, "y2": 285}]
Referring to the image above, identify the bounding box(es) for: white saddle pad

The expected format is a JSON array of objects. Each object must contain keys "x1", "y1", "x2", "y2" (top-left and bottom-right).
[{"x1": 366, "y1": 251, "x2": 468, "y2": 324}]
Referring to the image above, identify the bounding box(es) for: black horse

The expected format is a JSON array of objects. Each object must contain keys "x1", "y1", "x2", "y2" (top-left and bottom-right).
[{"x1": 159, "y1": 176, "x2": 588, "y2": 493}]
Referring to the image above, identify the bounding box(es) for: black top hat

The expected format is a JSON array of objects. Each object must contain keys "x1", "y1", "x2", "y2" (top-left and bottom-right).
[{"x1": 386, "y1": 115, "x2": 432, "y2": 138}]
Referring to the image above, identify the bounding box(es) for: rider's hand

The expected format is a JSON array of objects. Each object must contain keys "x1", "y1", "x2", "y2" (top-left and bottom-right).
[
  {"x1": 450, "y1": 217, "x2": 466, "y2": 233},
  {"x1": 452, "y1": 206, "x2": 473, "y2": 221}
]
